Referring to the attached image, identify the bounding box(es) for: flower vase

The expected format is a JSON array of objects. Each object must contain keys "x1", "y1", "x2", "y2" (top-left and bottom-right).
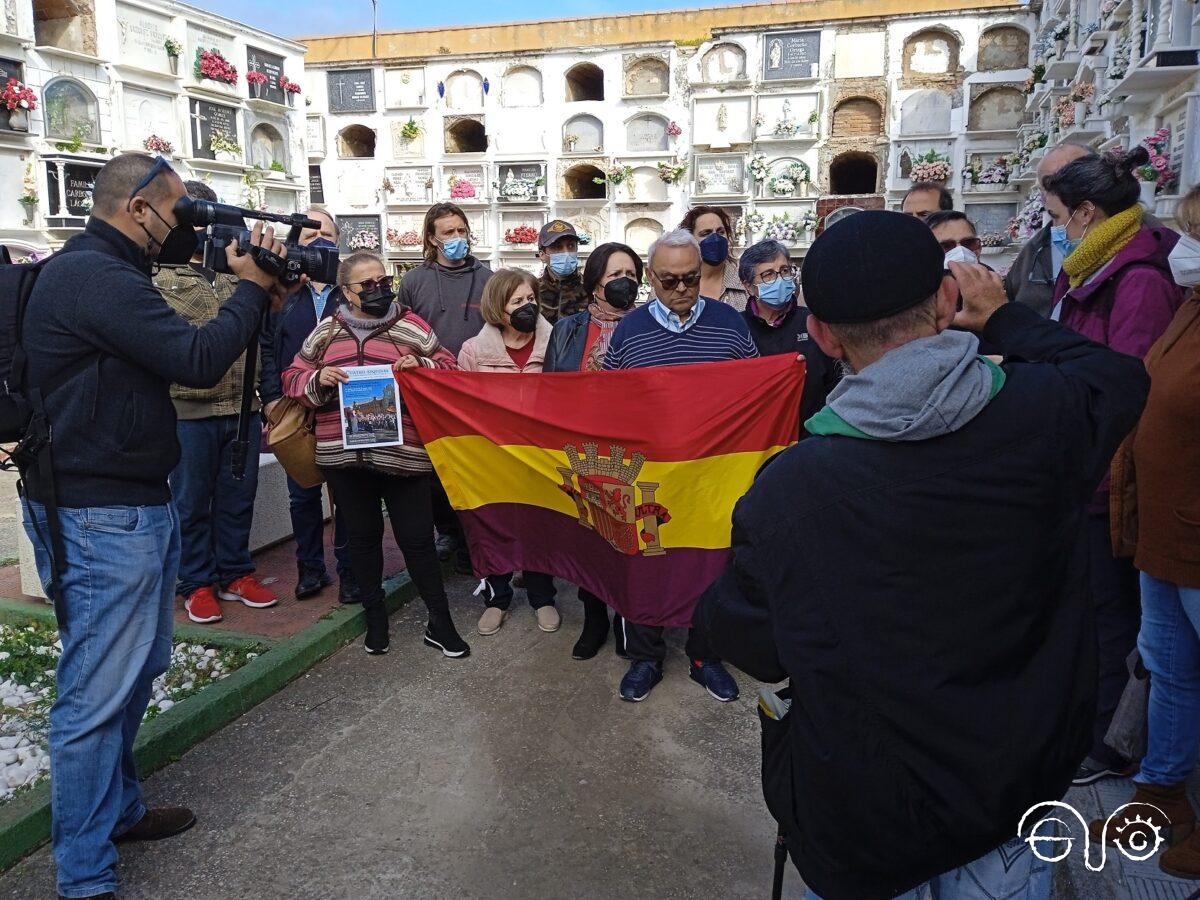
[
  {"x1": 978, "y1": 182, "x2": 1005, "y2": 193},
  {"x1": 19, "y1": 200, "x2": 36, "y2": 227},
  {"x1": 1139, "y1": 180, "x2": 1157, "y2": 207},
  {"x1": 1055, "y1": 39, "x2": 1066, "y2": 59},
  {"x1": 168, "y1": 55, "x2": 179, "y2": 76},
  {"x1": 286, "y1": 93, "x2": 294, "y2": 108},
  {"x1": 803, "y1": 228, "x2": 815, "y2": 244},
  {"x1": 1074, "y1": 102, "x2": 1088, "y2": 126},
  {"x1": 215, "y1": 149, "x2": 237, "y2": 163},
  {"x1": 8, "y1": 108, "x2": 28, "y2": 132},
  {"x1": 252, "y1": 82, "x2": 263, "y2": 99}
]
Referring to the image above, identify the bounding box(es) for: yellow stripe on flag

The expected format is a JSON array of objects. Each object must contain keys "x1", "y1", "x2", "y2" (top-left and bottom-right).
[{"x1": 426, "y1": 434, "x2": 786, "y2": 551}]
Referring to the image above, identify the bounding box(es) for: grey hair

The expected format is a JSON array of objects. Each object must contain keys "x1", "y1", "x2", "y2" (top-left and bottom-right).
[
  {"x1": 738, "y1": 239, "x2": 791, "y2": 286},
  {"x1": 306, "y1": 205, "x2": 339, "y2": 235},
  {"x1": 647, "y1": 227, "x2": 700, "y2": 270}
]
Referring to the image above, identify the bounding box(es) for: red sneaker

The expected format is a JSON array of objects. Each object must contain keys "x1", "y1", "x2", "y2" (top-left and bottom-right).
[
  {"x1": 219, "y1": 576, "x2": 278, "y2": 609},
  {"x1": 184, "y1": 586, "x2": 223, "y2": 624}
]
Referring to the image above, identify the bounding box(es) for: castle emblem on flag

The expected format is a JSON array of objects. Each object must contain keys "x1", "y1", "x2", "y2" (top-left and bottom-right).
[{"x1": 557, "y1": 442, "x2": 671, "y2": 556}]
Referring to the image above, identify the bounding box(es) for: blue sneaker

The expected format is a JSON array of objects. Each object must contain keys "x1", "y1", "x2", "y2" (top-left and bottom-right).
[
  {"x1": 689, "y1": 659, "x2": 739, "y2": 702},
  {"x1": 619, "y1": 660, "x2": 663, "y2": 702}
]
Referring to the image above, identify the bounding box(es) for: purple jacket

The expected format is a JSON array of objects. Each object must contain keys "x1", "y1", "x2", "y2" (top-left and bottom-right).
[{"x1": 1053, "y1": 224, "x2": 1185, "y2": 510}]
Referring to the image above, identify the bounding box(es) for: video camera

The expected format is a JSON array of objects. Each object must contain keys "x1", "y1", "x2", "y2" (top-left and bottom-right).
[{"x1": 173, "y1": 197, "x2": 339, "y2": 287}]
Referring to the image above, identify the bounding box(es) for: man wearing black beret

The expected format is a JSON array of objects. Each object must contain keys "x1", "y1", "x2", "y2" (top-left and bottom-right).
[{"x1": 694, "y1": 211, "x2": 1150, "y2": 899}]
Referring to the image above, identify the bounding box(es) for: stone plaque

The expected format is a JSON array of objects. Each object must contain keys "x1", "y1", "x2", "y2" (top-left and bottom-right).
[
  {"x1": 626, "y1": 115, "x2": 668, "y2": 152},
  {"x1": 967, "y1": 86, "x2": 1023, "y2": 132},
  {"x1": 46, "y1": 162, "x2": 101, "y2": 216},
  {"x1": 123, "y1": 87, "x2": 175, "y2": 148},
  {"x1": 327, "y1": 69, "x2": 376, "y2": 114},
  {"x1": 386, "y1": 166, "x2": 433, "y2": 201},
  {"x1": 263, "y1": 189, "x2": 296, "y2": 214},
  {"x1": 762, "y1": 31, "x2": 821, "y2": 81},
  {"x1": 696, "y1": 156, "x2": 745, "y2": 195},
  {"x1": 384, "y1": 67, "x2": 425, "y2": 108},
  {"x1": 205, "y1": 173, "x2": 242, "y2": 205},
  {"x1": 187, "y1": 25, "x2": 236, "y2": 86},
  {"x1": 624, "y1": 217, "x2": 663, "y2": 255},
  {"x1": 443, "y1": 165, "x2": 485, "y2": 200},
  {"x1": 701, "y1": 43, "x2": 747, "y2": 83},
  {"x1": 116, "y1": 3, "x2": 172, "y2": 72},
  {"x1": 309, "y1": 164, "x2": 324, "y2": 203},
  {"x1": 190, "y1": 98, "x2": 239, "y2": 160},
  {"x1": 339, "y1": 215, "x2": 382, "y2": 252},
  {"x1": 966, "y1": 202, "x2": 1018, "y2": 237},
  {"x1": 900, "y1": 90, "x2": 952, "y2": 136},
  {"x1": 306, "y1": 115, "x2": 325, "y2": 155},
  {"x1": 247, "y1": 46, "x2": 286, "y2": 105}
]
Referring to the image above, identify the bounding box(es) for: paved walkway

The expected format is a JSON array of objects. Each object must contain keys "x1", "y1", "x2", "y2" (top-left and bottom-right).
[{"x1": 0, "y1": 574, "x2": 800, "y2": 899}]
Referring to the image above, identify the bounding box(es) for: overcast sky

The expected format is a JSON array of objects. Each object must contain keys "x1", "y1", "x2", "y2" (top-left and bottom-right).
[{"x1": 192, "y1": 0, "x2": 750, "y2": 40}]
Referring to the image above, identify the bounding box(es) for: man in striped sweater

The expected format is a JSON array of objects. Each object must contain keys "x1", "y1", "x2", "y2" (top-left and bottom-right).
[{"x1": 603, "y1": 228, "x2": 758, "y2": 703}]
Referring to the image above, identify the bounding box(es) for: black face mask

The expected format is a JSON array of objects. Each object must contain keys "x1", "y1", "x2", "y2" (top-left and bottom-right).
[
  {"x1": 358, "y1": 285, "x2": 396, "y2": 317},
  {"x1": 602, "y1": 277, "x2": 638, "y2": 310},
  {"x1": 142, "y1": 201, "x2": 198, "y2": 267},
  {"x1": 509, "y1": 302, "x2": 539, "y2": 333}
]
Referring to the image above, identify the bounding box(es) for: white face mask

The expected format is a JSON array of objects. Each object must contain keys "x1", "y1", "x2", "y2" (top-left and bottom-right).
[
  {"x1": 943, "y1": 244, "x2": 979, "y2": 267},
  {"x1": 1168, "y1": 234, "x2": 1200, "y2": 287}
]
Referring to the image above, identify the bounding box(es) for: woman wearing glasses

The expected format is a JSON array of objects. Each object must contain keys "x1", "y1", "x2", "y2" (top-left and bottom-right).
[
  {"x1": 738, "y1": 239, "x2": 840, "y2": 439},
  {"x1": 283, "y1": 251, "x2": 471, "y2": 659}
]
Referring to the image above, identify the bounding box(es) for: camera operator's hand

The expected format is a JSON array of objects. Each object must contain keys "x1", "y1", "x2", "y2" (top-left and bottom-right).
[
  {"x1": 226, "y1": 221, "x2": 287, "y2": 294},
  {"x1": 318, "y1": 365, "x2": 350, "y2": 388},
  {"x1": 950, "y1": 261, "x2": 1008, "y2": 333}
]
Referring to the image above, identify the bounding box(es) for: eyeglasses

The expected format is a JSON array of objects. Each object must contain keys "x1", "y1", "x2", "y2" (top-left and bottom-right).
[
  {"x1": 346, "y1": 276, "x2": 396, "y2": 293},
  {"x1": 652, "y1": 270, "x2": 701, "y2": 291},
  {"x1": 938, "y1": 237, "x2": 983, "y2": 255},
  {"x1": 754, "y1": 265, "x2": 796, "y2": 285}
]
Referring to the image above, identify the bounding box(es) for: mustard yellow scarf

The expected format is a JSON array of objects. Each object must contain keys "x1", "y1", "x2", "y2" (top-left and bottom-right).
[{"x1": 1062, "y1": 205, "x2": 1143, "y2": 289}]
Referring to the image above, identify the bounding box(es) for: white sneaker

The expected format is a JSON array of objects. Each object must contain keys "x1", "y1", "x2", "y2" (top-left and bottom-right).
[
  {"x1": 478, "y1": 607, "x2": 507, "y2": 635},
  {"x1": 536, "y1": 605, "x2": 561, "y2": 633}
]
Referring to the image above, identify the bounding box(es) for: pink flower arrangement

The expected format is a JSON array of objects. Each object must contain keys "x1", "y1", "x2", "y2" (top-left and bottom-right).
[
  {"x1": 143, "y1": 134, "x2": 174, "y2": 153},
  {"x1": 246, "y1": 70, "x2": 269, "y2": 86},
  {"x1": 1054, "y1": 96, "x2": 1075, "y2": 129},
  {"x1": 666, "y1": 120, "x2": 682, "y2": 137},
  {"x1": 386, "y1": 227, "x2": 401, "y2": 245},
  {"x1": 2, "y1": 78, "x2": 37, "y2": 111},
  {"x1": 279, "y1": 76, "x2": 301, "y2": 94},
  {"x1": 195, "y1": 48, "x2": 238, "y2": 85},
  {"x1": 1135, "y1": 127, "x2": 1174, "y2": 189},
  {"x1": 400, "y1": 230, "x2": 420, "y2": 246},
  {"x1": 449, "y1": 176, "x2": 476, "y2": 200}
]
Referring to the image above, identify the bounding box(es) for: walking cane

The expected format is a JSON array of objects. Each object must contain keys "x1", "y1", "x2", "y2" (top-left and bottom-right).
[{"x1": 772, "y1": 826, "x2": 788, "y2": 900}]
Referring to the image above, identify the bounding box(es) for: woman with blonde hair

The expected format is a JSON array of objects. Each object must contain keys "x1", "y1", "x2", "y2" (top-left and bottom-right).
[
  {"x1": 458, "y1": 268, "x2": 559, "y2": 635},
  {"x1": 284, "y1": 251, "x2": 470, "y2": 658}
]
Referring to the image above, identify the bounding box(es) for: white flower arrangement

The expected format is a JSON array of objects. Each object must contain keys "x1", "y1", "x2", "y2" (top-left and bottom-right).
[
  {"x1": 767, "y1": 175, "x2": 797, "y2": 196},
  {"x1": 748, "y1": 154, "x2": 770, "y2": 183},
  {"x1": 348, "y1": 229, "x2": 380, "y2": 250},
  {"x1": 773, "y1": 100, "x2": 800, "y2": 138},
  {"x1": 765, "y1": 213, "x2": 801, "y2": 243}
]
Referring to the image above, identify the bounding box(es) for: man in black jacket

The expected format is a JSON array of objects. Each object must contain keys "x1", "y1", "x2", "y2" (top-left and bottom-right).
[
  {"x1": 259, "y1": 206, "x2": 354, "y2": 601},
  {"x1": 20, "y1": 153, "x2": 289, "y2": 900},
  {"x1": 694, "y1": 211, "x2": 1148, "y2": 899}
]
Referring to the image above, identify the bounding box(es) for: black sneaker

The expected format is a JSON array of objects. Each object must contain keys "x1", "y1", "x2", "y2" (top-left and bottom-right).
[
  {"x1": 363, "y1": 602, "x2": 389, "y2": 655},
  {"x1": 435, "y1": 533, "x2": 458, "y2": 561},
  {"x1": 338, "y1": 571, "x2": 363, "y2": 605},
  {"x1": 295, "y1": 566, "x2": 332, "y2": 600},
  {"x1": 1072, "y1": 756, "x2": 1132, "y2": 786},
  {"x1": 424, "y1": 615, "x2": 471, "y2": 658}
]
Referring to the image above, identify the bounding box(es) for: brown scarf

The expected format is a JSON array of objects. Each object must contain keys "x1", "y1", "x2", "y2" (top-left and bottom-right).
[{"x1": 585, "y1": 302, "x2": 625, "y2": 371}]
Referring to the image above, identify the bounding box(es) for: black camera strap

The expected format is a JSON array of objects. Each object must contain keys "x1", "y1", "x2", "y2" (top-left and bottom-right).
[{"x1": 231, "y1": 301, "x2": 267, "y2": 480}]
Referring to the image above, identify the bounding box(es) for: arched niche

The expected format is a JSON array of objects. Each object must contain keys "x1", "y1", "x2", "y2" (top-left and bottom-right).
[
  {"x1": 502, "y1": 66, "x2": 542, "y2": 107},
  {"x1": 978, "y1": 26, "x2": 1030, "y2": 71},
  {"x1": 563, "y1": 114, "x2": 603, "y2": 153},
  {"x1": 250, "y1": 123, "x2": 285, "y2": 169},
  {"x1": 625, "y1": 113, "x2": 669, "y2": 152},
  {"x1": 565, "y1": 62, "x2": 604, "y2": 102},
  {"x1": 832, "y1": 98, "x2": 883, "y2": 138},
  {"x1": 337, "y1": 125, "x2": 376, "y2": 159},
  {"x1": 444, "y1": 117, "x2": 487, "y2": 153},
  {"x1": 700, "y1": 42, "x2": 747, "y2": 83},
  {"x1": 968, "y1": 86, "x2": 1023, "y2": 131},
  {"x1": 43, "y1": 78, "x2": 101, "y2": 143},
  {"x1": 630, "y1": 165, "x2": 669, "y2": 202},
  {"x1": 830, "y1": 152, "x2": 879, "y2": 194},
  {"x1": 625, "y1": 217, "x2": 663, "y2": 255},
  {"x1": 563, "y1": 163, "x2": 606, "y2": 199},
  {"x1": 444, "y1": 69, "x2": 484, "y2": 110},
  {"x1": 624, "y1": 56, "x2": 669, "y2": 97},
  {"x1": 900, "y1": 90, "x2": 952, "y2": 136},
  {"x1": 902, "y1": 28, "x2": 961, "y2": 76}
]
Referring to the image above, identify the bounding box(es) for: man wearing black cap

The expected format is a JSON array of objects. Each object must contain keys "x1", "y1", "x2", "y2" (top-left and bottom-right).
[
  {"x1": 536, "y1": 219, "x2": 588, "y2": 323},
  {"x1": 694, "y1": 211, "x2": 1149, "y2": 898}
]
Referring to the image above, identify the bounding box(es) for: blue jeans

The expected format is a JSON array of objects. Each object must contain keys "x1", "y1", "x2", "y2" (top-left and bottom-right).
[
  {"x1": 807, "y1": 836, "x2": 1052, "y2": 899},
  {"x1": 169, "y1": 413, "x2": 259, "y2": 596},
  {"x1": 1136, "y1": 572, "x2": 1200, "y2": 784},
  {"x1": 286, "y1": 474, "x2": 350, "y2": 577},
  {"x1": 22, "y1": 500, "x2": 180, "y2": 898}
]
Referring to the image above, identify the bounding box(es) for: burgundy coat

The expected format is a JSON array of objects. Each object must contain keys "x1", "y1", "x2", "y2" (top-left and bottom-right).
[{"x1": 1053, "y1": 225, "x2": 1185, "y2": 511}]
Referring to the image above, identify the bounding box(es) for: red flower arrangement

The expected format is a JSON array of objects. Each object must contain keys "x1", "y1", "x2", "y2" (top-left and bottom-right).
[
  {"x1": 504, "y1": 225, "x2": 538, "y2": 245},
  {"x1": 400, "y1": 230, "x2": 420, "y2": 246},
  {"x1": 2, "y1": 78, "x2": 38, "y2": 111},
  {"x1": 195, "y1": 48, "x2": 238, "y2": 85},
  {"x1": 279, "y1": 76, "x2": 301, "y2": 94},
  {"x1": 246, "y1": 70, "x2": 269, "y2": 86}
]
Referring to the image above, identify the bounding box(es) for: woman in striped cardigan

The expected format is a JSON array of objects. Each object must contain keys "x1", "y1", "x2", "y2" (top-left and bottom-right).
[{"x1": 283, "y1": 251, "x2": 470, "y2": 658}]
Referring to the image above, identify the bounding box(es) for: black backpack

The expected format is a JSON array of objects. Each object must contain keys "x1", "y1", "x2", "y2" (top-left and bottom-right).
[{"x1": 0, "y1": 253, "x2": 94, "y2": 625}]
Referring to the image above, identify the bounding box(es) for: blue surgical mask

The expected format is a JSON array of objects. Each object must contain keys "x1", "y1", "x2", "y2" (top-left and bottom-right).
[
  {"x1": 1050, "y1": 224, "x2": 1080, "y2": 258},
  {"x1": 757, "y1": 277, "x2": 795, "y2": 308},
  {"x1": 441, "y1": 237, "x2": 469, "y2": 261},
  {"x1": 700, "y1": 233, "x2": 729, "y2": 265},
  {"x1": 549, "y1": 251, "x2": 578, "y2": 277}
]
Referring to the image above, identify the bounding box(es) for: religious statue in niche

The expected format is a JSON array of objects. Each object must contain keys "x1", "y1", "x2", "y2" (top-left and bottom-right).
[
  {"x1": 769, "y1": 40, "x2": 783, "y2": 70},
  {"x1": 717, "y1": 104, "x2": 729, "y2": 132}
]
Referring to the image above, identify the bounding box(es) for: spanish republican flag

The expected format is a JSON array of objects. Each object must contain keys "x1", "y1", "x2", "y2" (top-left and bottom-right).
[{"x1": 400, "y1": 355, "x2": 805, "y2": 627}]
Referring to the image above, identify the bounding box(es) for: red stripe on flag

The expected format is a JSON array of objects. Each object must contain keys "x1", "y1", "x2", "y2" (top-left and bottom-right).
[{"x1": 400, "y1": 355, "x2": 806, "y2": 461}]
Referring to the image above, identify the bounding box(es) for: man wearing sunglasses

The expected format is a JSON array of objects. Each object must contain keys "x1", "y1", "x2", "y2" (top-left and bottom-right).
[
  {"x1": 601, "y1": 228, "x2": 758, "y2": 703},
  {"x1": 19, "y1": 153, "x2": 292, "y2": 900}
]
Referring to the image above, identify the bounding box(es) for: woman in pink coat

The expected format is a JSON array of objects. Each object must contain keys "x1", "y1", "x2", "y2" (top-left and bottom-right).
[{"x1": 457, "y1": 269, "x2": 558, "y2": 637}]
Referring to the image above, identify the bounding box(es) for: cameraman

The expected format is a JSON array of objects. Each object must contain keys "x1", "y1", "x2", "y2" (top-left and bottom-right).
[{"x1": 19, "y1": 153, "x2": 290, "y2": 900}]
